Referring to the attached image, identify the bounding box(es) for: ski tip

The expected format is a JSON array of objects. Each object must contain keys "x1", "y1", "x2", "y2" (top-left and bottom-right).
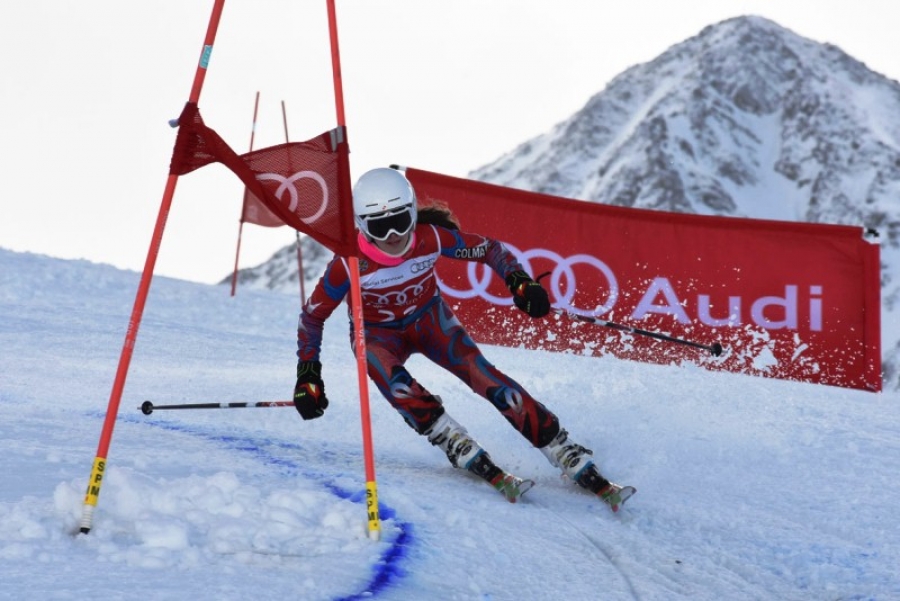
[
  {"x1": 517, "y1": 478, "x2": 536, "y2": 500},
  {"x1": 600, "y1": 484, "x2": 636, "y2": 513},
  {"x1": 494, "y1": 475, "x2": 536, "y2": 503},
  {"x1": 612, "y1": 486, "x2": 636, "y2": 512}
]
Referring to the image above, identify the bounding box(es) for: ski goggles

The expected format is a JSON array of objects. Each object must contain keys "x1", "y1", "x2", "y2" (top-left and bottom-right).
[{"x1": 362, "y1": 207, "x2": 414, "y2": 241}]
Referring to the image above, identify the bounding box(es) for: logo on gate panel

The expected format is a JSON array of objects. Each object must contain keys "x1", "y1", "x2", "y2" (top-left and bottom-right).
[
  {"x1": 632, "y1": 279, "x2": 824, "y2": 331},
  {"x1": 439, "y1": 244, "x2": 618, "y2": 317},
  {"x1": 256, "y1": 170, "x2": 329, "y2": 224},
  {"x1": 438, "y1": 245, "x2": 825, "y2": 333}
]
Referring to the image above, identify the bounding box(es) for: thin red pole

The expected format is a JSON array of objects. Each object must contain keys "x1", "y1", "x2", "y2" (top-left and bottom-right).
[
  {"x1": 231, "y1": 90, "x2": 261, "y2": 297},
  {"x1": 327, "y1": 1, "x2": 347, "y2": 127},
  {"x1": 231, "y1": 222, "x2": 245, "y2": 297},
  {"x1": 281, "y1": 100, "x2": 306, "y2": 305},
  {"x1": 326, "y1": 0, "x2": 381, "y2": 540},
  {"x1": 295, "y1": 231, "x2": 305, "y2": 305},
  {"x1": 79, "y1": 0, "x2": 227, "y2": 535}
]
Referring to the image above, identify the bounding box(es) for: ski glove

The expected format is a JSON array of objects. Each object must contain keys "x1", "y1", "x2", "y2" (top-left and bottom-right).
[
  {"x1": 294, "y1": 360, "x2": 329, "y2": 420},
  {"x1": 505, "y1": 270, "x2": 551, "y2": 318}
]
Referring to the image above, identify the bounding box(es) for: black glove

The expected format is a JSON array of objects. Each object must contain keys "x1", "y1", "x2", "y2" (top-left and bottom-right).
[
  {"x1": 294, "y1": 360, "x2": 329, "y2": 420},
  {"x1": 505, "y1": 270, "x2": 551, "y2": 318}
]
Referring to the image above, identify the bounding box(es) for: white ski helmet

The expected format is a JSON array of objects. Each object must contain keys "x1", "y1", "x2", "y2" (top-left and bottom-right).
[{"x1": 352, "y1": 167, "x2": 418, "y2": 241}]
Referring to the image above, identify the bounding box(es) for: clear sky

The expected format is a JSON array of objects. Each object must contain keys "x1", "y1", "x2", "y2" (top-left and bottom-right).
[{"x1": 2, "y1": 1, "x2": 898, "y2": 284}]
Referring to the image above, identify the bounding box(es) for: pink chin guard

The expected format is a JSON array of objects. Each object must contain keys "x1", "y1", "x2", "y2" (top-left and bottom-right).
[{"x1": 357, "y1": 231, "x2": 415, "y2": 266}]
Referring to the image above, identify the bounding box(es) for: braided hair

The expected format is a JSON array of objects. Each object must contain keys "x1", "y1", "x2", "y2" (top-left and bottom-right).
[{"x1": 416, "y1": 200, "x2": 460, "y2": 231}]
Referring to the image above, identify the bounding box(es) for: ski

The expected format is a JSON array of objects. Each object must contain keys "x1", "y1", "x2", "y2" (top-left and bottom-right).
[
  {"x1": 466, "y1": 451, "x2": 534, "y2": 503},
  {"x1": 569, "y1": 462, "x2": 636, "y2": 513},
  {"x1": 491, "y1": 472, "x2": 536, "y2": 503},
  {"x1": 597, "y1": 482, "x2": 636, "y2": 513}
]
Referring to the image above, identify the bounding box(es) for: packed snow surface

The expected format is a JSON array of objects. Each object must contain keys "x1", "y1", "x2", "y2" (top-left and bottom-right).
[{"x1": 1, "y1": 247, "x2": 897, "y2": 600}]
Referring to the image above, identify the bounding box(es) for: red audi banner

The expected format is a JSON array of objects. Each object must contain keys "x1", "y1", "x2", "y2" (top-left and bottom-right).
[{"x1": 405, "y1": 167, "x2": 882, "y2": 392}]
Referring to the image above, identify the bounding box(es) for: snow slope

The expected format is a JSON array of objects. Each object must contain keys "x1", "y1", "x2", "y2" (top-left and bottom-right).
[{"x1": 2, "y1": 247, "x2": 898, "y2": 600}]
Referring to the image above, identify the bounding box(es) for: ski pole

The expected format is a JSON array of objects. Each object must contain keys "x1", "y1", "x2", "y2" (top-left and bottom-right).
[
  {"x1": 140, "y1": 400, "x2": 293, "y2": 415},
  {"x1": 551, "y1": 308, "x2": 724, "y2": 356}
]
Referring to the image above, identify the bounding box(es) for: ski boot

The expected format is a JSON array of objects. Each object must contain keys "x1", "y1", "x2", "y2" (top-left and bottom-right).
[
  {"x1": 540, "y1": 428, "x2": 635, "y2": 512},
  {"x1": 425, "y1": 412, "x2": 535, "y2": 503}
]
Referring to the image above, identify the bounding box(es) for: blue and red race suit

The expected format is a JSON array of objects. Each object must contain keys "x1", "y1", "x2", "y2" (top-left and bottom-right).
[{"x1": 297, "y1": 223, "x2": 560, "y2": 447}]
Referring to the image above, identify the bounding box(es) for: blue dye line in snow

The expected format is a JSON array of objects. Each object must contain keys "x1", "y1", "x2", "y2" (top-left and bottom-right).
[{"x1": 110, "y1": 412, "x2": 412, "y2": 599}]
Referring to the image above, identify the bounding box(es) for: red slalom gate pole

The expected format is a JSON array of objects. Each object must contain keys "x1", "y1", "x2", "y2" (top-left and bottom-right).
[
  {"x1": 281, "y1": 100, "x2": 307, "y2": 305},
  {"x1": 325, "y1": 0, "x2": 382, "y2": 541},
  {"x1": 231, "y1": 90, "x2": 261, "y2": 297},
  {"x1": 78, "y1": 0, "x2": 227, "y2": 535}
]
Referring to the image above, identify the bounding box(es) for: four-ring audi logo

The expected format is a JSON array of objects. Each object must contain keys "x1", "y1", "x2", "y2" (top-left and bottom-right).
[
  {"x1": 410, "y1": 257, "x2": 437, "y2": 274},
  {"x1": 256, "y1": 170, "x2": 328, "y2": 224},
  {"x1": 437, "y1": 244, "x2": 619, "y2": 317}
]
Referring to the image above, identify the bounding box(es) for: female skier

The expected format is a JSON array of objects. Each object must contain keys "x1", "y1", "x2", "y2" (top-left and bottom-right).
[{"x1": 293, "y1": 167, "x2": 634, "y2": 510}]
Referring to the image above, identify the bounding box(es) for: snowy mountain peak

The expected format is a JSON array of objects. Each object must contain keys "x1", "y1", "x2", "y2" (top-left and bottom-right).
[{"x1": 471, "y1": 15, "x2": 900, "y2": 241}]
